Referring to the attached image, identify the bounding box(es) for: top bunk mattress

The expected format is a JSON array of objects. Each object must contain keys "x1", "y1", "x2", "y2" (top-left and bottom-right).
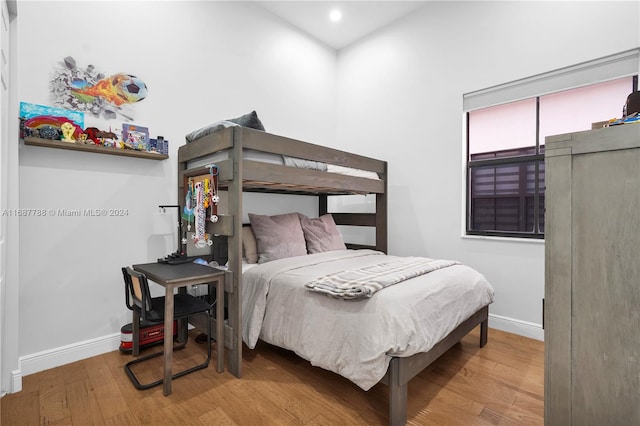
[
  {"x1": 186, "y1": 148, "x2": 380, "y2": 181},
  {"x1": 179, "y1": 124, "x2": 386, "y2": 195}
]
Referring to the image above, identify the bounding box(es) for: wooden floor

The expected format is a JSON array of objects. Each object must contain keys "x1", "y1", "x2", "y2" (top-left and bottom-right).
[{"x1": 1, "y1": 327, "x2": 543, "y2": 425}]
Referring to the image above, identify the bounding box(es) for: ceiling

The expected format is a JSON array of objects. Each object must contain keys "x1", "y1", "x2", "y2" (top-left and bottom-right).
[{"x1": 255, "y1": 1, "x2": 429, "y2": 50}]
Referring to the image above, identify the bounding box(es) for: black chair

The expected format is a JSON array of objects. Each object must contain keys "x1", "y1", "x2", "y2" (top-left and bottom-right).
[{"x1": 122, "y1": 266, "x2": 213, "y2": 390}]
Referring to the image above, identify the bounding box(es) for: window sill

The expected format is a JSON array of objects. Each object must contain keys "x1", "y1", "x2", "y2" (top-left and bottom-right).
[{"x1": 461, "y1": 234, "x2": 545, "y2": 244}]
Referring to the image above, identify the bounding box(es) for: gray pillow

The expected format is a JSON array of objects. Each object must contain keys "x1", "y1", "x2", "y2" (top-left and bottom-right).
[
  {"x1": 185, "y1": 120, "x2": 237, "y2": 143},
  {"x1": 185, "y1": 111, "x2": 265, "y2": 143},
  {"x1": 248, "y1": 213, "x2": 307, "y2": 263},
  {"x1": 299, "y1": 214, "x2": 346, "y2": 254},
  {"x1": 227, "y1": 110, "x2": 265, "y2": 131}
]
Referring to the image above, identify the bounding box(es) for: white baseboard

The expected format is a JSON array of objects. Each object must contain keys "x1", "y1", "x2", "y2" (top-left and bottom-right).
[
  {"x1": 10, "y1": 370, "x2": 21, "y2": 393},
  {"x1": 489, "y1": 313, "x2": 544, "y2": 341},
  {"x1": 13, "y1": 332, "x2": 122, "y2": 392}
]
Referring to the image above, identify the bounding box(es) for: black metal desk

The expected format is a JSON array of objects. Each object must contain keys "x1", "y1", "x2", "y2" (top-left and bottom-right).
[{"x1": 132, "y1": 262, "x2": 225, "y2": 396}]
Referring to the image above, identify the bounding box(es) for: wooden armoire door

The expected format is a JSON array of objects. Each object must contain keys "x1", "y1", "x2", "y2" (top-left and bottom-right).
[{"x1": 545, "y1": 124, "x2": 640, "y2": 425}]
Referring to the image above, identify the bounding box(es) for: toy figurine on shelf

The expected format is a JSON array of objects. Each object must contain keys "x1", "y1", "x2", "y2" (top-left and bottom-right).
[
  {"x1": 60, "y1": 122, "x2": 76, "y2": 142},
  {"x1": 84, "y1": 127, "x2": 100, "y2": 145},
  {"x1": 38, "y1": 125, "x2": 60, "y2": 140},
  {"x1": 97, "y1": 130, "x2": 118, "y2": 148}
]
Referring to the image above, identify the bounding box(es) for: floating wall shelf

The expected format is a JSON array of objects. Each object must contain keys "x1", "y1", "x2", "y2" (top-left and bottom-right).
[{"x1": 22, "y1": 137, "x2": 169, "y2": 160}]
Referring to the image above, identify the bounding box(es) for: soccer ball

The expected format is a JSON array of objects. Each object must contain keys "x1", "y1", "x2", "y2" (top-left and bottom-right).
[{"x1": 113, "y1": 74, "x2": 148, "y2": 103}]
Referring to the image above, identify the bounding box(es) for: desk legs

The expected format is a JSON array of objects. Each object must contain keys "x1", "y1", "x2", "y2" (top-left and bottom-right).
[
  {"x1": 216, "y1": 279, "x2": 224, "y2": 373},
  {"x1": 162, "y1": 279, "x2": 223, "y2": 396},
  {"x1": 163, "y1": 280, "x2": 224, "y2": 396},
  {"x1": 163, "y1": 286, "x2": 174, "y2": 396}
]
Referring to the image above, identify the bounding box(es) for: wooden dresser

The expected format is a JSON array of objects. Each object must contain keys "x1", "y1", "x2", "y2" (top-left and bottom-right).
[{"x1": 544, "y1": 124, "x2": 640, "y2": 425}]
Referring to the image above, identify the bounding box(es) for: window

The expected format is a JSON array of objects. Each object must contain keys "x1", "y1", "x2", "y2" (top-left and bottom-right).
[
  {"x1": 464, "y1": 50, "x2": 639, "y2": 239},
  {"x1": 467, "y1": 98, "x2": 544, "y2": 237}
]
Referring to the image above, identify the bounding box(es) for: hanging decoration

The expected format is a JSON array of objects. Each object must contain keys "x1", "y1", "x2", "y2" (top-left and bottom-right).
[
  {"x1": 183, "y1": 164, "x2": 220, "y2": 249},
  {"x1": 194, "y1": 181, "x2": 207, "y2": 248},
  {"x1": 208, "y1": 164, "x2": 219, "y2": 223},
  {"x1": 183, "y1": 178, "x2": 194, "y2": 232}
]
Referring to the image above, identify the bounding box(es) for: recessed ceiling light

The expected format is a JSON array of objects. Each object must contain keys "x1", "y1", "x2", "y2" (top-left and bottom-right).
[{"x1": 329, "y1": 9, "x2": 342, "y2": 22}]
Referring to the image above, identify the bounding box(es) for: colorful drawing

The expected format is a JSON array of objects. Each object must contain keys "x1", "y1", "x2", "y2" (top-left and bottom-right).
[
  {"x1": 23, "y1": 115, "x2": 83, "y2": 135},
  {"x1": 19, "y1": 102, "x2": 85, "y2": 139},
  {"x1": 20, "y1": 102, "x2": 84, "y2": 128},
  {"x1": 49, "y1": 56, "x2": 148, "y2": 121}
]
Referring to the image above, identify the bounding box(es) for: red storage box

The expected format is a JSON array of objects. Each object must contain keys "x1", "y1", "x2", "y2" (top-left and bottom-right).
[{"x1": 119, "y1": 320, "x2": 177, "y2": 353}]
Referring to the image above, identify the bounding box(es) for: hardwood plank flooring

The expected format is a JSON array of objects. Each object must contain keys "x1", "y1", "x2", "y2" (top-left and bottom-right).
[{"x1": 1, "y1": 327, "x2": 543, "y2": 425}]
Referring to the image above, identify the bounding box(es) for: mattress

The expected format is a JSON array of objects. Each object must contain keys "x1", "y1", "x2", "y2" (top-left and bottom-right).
[
  {"x1": 241, "y1": 249, "x2": 495, "y2": 390},
  {"x1": 186, "y1": 121, "x2": 380, "y2": 180},
  {"x1": 188, "y1": 148, "x2": 284, "y2": 169},
  {"x1": 187, "y1": 148, "x2": 380, "y2": 180}
]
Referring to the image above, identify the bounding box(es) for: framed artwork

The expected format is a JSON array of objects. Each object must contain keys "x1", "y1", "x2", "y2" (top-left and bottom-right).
[{"x1": 122, "y1": 123, "x2": 149, "y2": 151}]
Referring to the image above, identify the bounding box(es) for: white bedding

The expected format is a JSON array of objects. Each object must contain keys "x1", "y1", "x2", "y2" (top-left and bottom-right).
[
  {"x1": 241, "y1": 249, "x2": 495, "y2": 390},
  {"x1": 188, "y1": 150, "x2": 380, "y2": 180},
  {"x1": 187, "y1": 148, "x2": 284, "y2": 169},
  {"x1": 186, "y1": 139, "x2": 379, "y2": 180}
]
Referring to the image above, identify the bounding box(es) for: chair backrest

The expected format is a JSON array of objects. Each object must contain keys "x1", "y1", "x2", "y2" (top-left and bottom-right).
[{"x1": 122, "y1": 267, "x2": 152, "y2": 319}]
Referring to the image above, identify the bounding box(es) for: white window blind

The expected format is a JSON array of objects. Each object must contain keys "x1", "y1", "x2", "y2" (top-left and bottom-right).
[{"x1": 464, "y1": 49, "x2": 640, "y2": 111}]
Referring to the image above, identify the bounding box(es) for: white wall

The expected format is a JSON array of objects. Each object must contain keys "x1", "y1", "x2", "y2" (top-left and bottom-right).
[
  {"x1": 336, "y1": 1, "x2": 640, "y2": 339},
  {"x1": 12, "y1": 1, "x2": 335, "y2": 378}
]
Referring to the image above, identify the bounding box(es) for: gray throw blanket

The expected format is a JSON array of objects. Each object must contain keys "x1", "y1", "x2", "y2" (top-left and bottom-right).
[{"x1": 305, "y1": 257, "x2": 459, "y2": 300}]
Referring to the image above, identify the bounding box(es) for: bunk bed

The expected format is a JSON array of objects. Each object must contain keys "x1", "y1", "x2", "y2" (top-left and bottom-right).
[{"x1": 177, "y1": 125, "x2": 492, "y2": 426}]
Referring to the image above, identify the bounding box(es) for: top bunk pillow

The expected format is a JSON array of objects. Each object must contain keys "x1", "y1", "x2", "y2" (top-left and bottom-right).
[
  {"x1": 299, "y1": 214, "x2": 347, "y2": 253},
  {"x1": 227, "y1": 110, "x2": 265, "y2": 131},
  {"x1": 185, "y1": 110, "x2": 266, "y2": 143},
  {"x1": 185, "y1": 120, "x2": 237, "y2": 143},
  {"x1": 248, "y1": 212, "x2": 307, "y2": 263}
]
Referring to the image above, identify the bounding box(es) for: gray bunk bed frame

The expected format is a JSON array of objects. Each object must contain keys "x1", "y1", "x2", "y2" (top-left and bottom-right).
[{"x1": 177, "y1": 126, "x2": 488, "y2": 426}]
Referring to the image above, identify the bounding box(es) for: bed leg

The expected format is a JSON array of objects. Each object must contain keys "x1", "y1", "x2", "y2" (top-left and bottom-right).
[
  {"x1": 388, "y1": 358, "x2": 408, "y2": 426},
  {"x1": 480, "y1": 318, "x2": 488, "y2": 348}
]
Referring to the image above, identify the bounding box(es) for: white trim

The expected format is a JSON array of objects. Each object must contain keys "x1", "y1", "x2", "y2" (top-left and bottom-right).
[
  {"x1": 10, "y1": 369, "x2": 20, "y2": 393},
  {"x1": 19, "y1": 332, "x2": 121, "y2": 377},
  {"x1": 460, "y1": 113, "x2": 469, "y2": 238},
  {"x1": 464, "y1": 48, "x2": 640, "y2": 111},
  {"x1": 2, "y1": 3, "x2": 18, "y2": 396},
  {"x1": 489, "y1": 313, "x2": 543, "y2": 342},
  {"x1": 462, "y1": 234, "x2": 545, "y2": 244}
]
